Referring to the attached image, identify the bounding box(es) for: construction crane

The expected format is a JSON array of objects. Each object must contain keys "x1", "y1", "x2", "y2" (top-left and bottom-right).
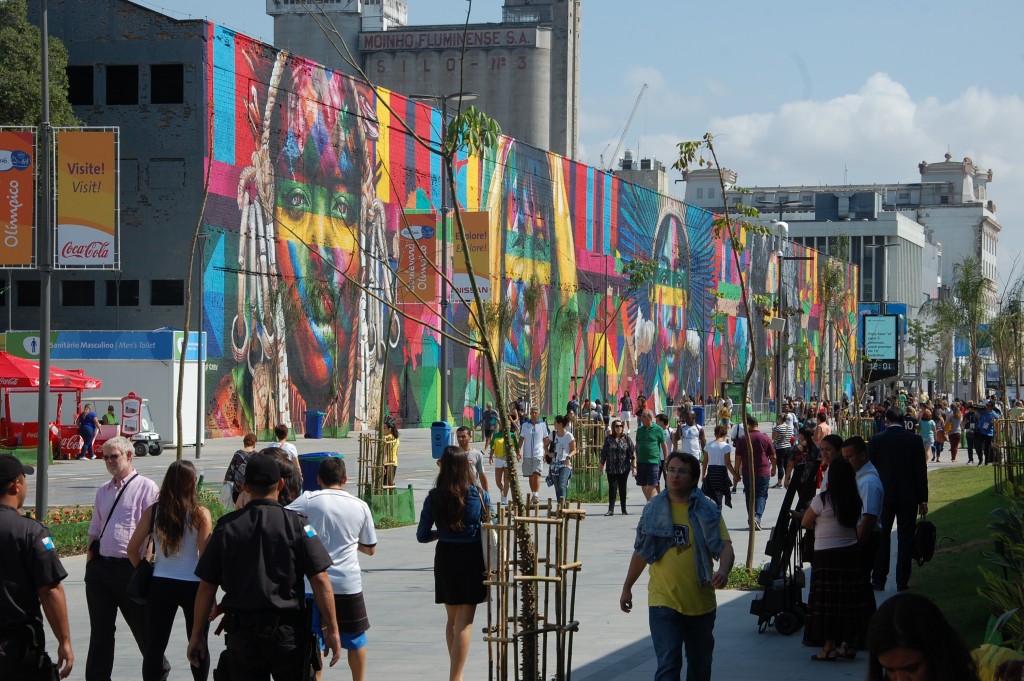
[{"x1": 600, "y1": 82, "x2": 648, "y2": 171}]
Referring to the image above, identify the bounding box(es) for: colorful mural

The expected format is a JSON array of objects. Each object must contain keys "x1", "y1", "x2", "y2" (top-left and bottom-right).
[{"x1": 200, "y1": 27, "x2": 858, "y2": 436}]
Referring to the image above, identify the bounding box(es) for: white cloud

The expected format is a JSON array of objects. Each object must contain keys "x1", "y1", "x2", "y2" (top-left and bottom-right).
[{"x1": 617, "y1": 73, "x2": 1024, "y2": 282}]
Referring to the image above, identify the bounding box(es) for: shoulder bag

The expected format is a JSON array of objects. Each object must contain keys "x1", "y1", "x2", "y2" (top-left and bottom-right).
[
  {"x1": 126, "y1": 505, "x2": 155, "y2": 604},
  {"x1": 477, "y1": 486, "x2": 499, "y2": 576}
]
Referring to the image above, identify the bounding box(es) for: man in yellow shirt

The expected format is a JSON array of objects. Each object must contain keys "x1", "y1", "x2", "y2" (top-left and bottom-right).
[{"x1": 619, "y1": 452, "x2": 735, "y2": 681}]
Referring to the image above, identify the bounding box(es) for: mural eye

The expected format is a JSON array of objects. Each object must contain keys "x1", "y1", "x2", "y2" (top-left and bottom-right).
[
  {"x1": 331, "y1": 194, "x2": 352, "y2": 222},
  {"x1": 285, "y1": 187, "x2": 310, "y2": 217}
]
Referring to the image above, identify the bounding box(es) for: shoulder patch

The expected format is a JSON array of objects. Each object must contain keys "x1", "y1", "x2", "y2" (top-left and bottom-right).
[
  {"x1": 304, "y1": 524, "x2": 317, "y2": 538},
  {"x1": 41, "y1": 536, "x2": 55, "y2": 551}
]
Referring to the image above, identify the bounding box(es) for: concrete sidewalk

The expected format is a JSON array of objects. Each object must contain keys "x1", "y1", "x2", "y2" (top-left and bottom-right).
[{"x1": 38, "y1": 426, "x2": 895, "y2": 679}]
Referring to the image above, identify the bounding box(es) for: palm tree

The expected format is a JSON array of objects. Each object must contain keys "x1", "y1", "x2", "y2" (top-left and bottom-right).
[{"x1": 927, "y1": 256, "x2": 993, "y2": 401}]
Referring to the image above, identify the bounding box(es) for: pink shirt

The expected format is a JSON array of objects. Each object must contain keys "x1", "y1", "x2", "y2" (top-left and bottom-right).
[{"x1": 88, "y1": 471, "x2": 160, "y2": 558}]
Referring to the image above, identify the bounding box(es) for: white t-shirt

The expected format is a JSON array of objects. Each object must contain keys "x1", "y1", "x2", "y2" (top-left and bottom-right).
[
  {"x1": 855, "y1": 461, "x2": 884, "y2": 520},
  {"x1": 286, "y1": 489, "x2": 377, "y2": 594},
  {"x1": 273, "y1": 442, "x2": 301, "y2": 470},
  {"x1": 728, "y1": 423, "x2": 746, "y2": 441},
  {"x1": 704, "y1": 440, "x2": 732, "y2": 467},
  {"x1": 520, "y1": 420, "x2": 551, "y2": 459},
  {"x1": 809, "y1": 494, "x2": 859, "y2": 551},
  {"x1": 464, "y1": 448, "x2": 486, "y2": 484},
  {"x1": 678, "y1": 424, "x2": 702, "y2": 455},
  {"x1": 552, "y1": 431, "x2": 575, "y2": 466}
]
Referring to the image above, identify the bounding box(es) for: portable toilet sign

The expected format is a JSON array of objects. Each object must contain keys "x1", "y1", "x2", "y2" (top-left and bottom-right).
[{"x1": 121, "y1": 392, "x2": 142, "y2": 436}]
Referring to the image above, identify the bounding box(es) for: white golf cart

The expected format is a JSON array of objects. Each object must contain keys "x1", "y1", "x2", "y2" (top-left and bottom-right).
[{"x1": 92, "y1": 395, "x2": 163, "y2": 457}]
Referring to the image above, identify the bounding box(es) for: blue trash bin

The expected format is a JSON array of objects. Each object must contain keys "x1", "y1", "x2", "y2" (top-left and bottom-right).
[
  {"x1": 430, "y1": 421, "x2": 451, "y2": 459},
  {"x1": 298, "y1": 452, "x2": 343, "y2": 492},
  {"x1": 693, "y1": 406, "x2": 705, "y2": 427},
  {"x1": 304, "y1": 411, "x2": 325, "y2": 439}
]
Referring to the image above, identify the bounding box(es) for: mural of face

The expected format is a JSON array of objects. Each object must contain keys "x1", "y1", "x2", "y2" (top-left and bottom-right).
[{"x1": 233, "y1": 51, "x2": 392, "y2": 431}]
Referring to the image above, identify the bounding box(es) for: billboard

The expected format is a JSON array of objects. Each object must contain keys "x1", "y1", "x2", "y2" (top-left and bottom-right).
[
  {"x1": 0, "y1": 129, "x2": 36, "y2": 267},
  {"x1": 395, "y1": 212, "x2": 438, "y2": 305},
  {"x1": 55, "y1": 129, "x2": 118, "y2": 268},
  {"x1": 862, "y1": 314, "x2": 899, "y2": 381},
  {"x1": 452, "y1": 211, "x2": 491, "y2": 301}
]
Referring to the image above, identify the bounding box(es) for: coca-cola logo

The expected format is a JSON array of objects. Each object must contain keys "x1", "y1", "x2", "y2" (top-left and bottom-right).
[
  {"x1": 60, "y1": 435, "x2": 84, "y2": 451},
  {"x1": 0, "y1": 377, "x2": 19, "y2": 385},
  {"x1": 60, "y1": 240, "x2": 111, "y2": 259}
]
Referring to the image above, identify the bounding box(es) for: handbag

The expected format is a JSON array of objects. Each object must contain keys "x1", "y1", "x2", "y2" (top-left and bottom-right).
[
  {"x1": 545, "y1": 434, "x2": 558, "y2": 464},
  {"x1": 477, "y1": 486, "x2": 499, "y2": 575},
  {"x1": 218, "y1": 482, "x2": 235, "y2": 509},
  {"x1": 912, "y1": 515, "x2": 936, "y2": 566},
  {"x1": 126, "y1": 506, "x2": 155, "y2": 604}
]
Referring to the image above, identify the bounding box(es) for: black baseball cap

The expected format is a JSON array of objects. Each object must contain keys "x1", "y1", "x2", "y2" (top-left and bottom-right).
[
  {"x1": 0, "y1": 454, "x2": 34, "y2": 485},
  {"x1": 244, "y1": 455, "x2": 281, "y2": 486}
]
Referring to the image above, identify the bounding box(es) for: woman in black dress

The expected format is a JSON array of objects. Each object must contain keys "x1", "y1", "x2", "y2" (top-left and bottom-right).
[{"x1": 417, "y1": 445, "x2": 492, "y2": 681}]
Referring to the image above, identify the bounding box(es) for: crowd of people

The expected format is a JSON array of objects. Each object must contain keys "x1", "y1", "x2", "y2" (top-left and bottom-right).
[{"x1": 4, "y1": 386, "x2": 1019, "y2": 680}]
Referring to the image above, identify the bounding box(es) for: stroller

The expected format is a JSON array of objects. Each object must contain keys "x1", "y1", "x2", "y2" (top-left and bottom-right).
[{"x1": 749, "y1": 459, "x2": 821, "y2": 635}]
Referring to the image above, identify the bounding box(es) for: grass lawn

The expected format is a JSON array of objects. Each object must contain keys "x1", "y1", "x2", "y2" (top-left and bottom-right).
[{"x1": 913, "y1": 466, "x2": 1011, "y2": 646}]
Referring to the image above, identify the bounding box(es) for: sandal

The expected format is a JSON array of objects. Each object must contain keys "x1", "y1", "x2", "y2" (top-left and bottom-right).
[
  {"x1": 811, "y1": 648, "x2": 839, "y2": 662},
  {"x1": 837, "y1": 645, "x2": 857, "y2": 659}
]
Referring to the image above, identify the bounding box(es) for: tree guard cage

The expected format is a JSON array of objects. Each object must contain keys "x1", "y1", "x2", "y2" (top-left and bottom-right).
[
  {"x1": 356, "y1": 431, "x2": 415, "y2": 523},
  {"x1": 567, "y1": 419, "x2": 608, "y2": 502},
  {"x1": 483, "y1": 500, "x2": 586, "y2": 681},
  {"x1": 994, "y1": 419, "x2": 1024, "y2": 497}
]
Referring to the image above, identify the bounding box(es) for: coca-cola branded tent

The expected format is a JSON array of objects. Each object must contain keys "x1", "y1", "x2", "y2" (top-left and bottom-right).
[{"x1": 0, "y1": 351, "x2": 102, "y2": 391}]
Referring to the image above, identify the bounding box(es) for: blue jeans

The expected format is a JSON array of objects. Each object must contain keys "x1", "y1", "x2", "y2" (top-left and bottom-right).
[
  {"x1": 554, "y1": 466, "x2": 572, "y2": 502},
  {"x1": 649, "y1": 607, "x2": 716, "y2": 681},
  {"x1": 743, "y1": 475, "x2": 770, "y2": 521}
]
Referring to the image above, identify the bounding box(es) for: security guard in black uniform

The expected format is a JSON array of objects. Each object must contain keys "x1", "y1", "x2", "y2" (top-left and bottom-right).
[
  {"x1": 188, "y1": 452, "x2": 342, "y2": 680},
  {"x1": 0, "y1": 454, "x2": 74, "y2": 679}
]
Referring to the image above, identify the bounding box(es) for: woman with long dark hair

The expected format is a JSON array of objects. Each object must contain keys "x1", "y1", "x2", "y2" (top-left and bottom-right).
[
  {"x1": 867, "y1": 592, "x2": 980, "y2": 681},
  {"x1": 127, "y1": 460, "x2": 212, "y2": 681},
  {"x1": 801, "y1": 456, "x2": 870, "y2": 661},
  {"x1": 417, "y1": 445, "x2": 492, "y2": 681},
  {"x1": 599, "y1": 419, "x2": 635, "y2": 515}
]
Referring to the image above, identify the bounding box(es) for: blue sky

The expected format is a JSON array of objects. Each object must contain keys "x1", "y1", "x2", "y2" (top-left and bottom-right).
[{"x1": 159, "y1": 0, "x2": 1024, "y2": 285}]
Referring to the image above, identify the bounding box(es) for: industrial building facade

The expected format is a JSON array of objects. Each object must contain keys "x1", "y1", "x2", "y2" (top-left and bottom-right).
[{"x1": 268, "y1": 0, "x2": 581, "y2": 158}]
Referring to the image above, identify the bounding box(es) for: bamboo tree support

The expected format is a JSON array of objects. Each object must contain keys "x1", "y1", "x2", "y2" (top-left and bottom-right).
[
  {"x1": 356, "y1": 432, "x2": 394, "y2": 499},
  {"x1": 567, "y1": 419, "x2": 607, "y2": 502},
  {"x1": 483, "y1": 500, "x2": 586, "y2": 681}
]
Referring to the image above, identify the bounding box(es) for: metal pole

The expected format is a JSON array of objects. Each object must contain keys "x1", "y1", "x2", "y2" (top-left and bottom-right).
[
  {"x1": 35, "y1": 0, "x2": 53, "y2": 516},
  {"x1": 775, "y1": 255, "x2": 782, "y2": 416},
  {"x1": 439, "y1": 97, "x2": 450, "y2": 424},
  {"x1": 195, "y1": 234, "x2": 205, "y2": 458}
]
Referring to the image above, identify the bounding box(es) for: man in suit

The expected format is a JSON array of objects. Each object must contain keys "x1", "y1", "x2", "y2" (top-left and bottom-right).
[{"x1": 869, "y1": 407, "x2": 928, "y2": 592}]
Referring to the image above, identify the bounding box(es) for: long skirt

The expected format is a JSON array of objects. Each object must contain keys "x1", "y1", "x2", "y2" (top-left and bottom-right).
[
  {"x1": 434, "y1": 540, "x2": 487, "y2": 605},
  {"x1": 803, "y1": 543, "x2": 873, "y2": 648},
  {"x1": 701, "y1": 465, "x2": 733, "y2": 508}
]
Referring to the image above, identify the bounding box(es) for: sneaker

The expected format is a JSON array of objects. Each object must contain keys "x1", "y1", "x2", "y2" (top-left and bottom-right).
[
  {"x1": 754, "y1": 518, "x2": 763, "y2": 531},
  {"x1": 773, "y1": 483, "x2": 782, "y2": 489},
  {"x1": 76, "y1": 455, "x2": 86, "y2": 460},
  {"x1": 500, "y1": 496, "x2": 507, "y2": 504}
]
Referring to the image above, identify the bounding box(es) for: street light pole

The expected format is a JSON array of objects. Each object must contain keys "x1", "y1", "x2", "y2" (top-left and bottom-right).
[
  {"x1": 35, "y1": 0, "x2": 53, "y2": 515},
  {"x1": 408, "y1": 92, "x2": 477, "y2": 425}
]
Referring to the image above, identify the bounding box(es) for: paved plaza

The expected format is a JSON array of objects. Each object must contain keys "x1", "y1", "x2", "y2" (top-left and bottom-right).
[{"x1": 26, "y1": 427, "x2": 932, "y2": 679}]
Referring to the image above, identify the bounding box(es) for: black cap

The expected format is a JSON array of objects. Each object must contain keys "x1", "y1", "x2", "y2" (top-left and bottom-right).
[
  {"x1": 0, "y1": 454, "x2": 34, "y2": 485},
  {"x1": 244, "y1": 455, "x2": 281, "y2": 486}
]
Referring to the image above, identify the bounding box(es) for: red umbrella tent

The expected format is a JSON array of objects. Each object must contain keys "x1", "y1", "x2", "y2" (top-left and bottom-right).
[{"x1": 0, "y1": 352, "x2": 102, "y2": 391}]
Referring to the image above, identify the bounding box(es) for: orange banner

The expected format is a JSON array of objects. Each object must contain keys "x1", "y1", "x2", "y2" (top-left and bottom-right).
[
  {"x1": 56, "y1": 130, "x2": 117, "y2": 267},
  {"x1": 452, "y1": 211, "x2": 491, "y2": 300},
  {"x1": 396, "y1": 212, "x2": 439, "y2": 305},
  {"x1": 0, "y1": 130, "x2": 36, "y2": 267}
]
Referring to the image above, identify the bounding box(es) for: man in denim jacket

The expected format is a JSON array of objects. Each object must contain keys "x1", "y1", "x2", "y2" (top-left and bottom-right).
[{"x1": 620, "y1": 452, "x2": 734, "y2": 681}]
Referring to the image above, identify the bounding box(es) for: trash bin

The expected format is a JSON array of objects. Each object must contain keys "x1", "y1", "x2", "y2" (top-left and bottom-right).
[
  {"x1": 430, "y1": 421, "x2": 451, "y2": 459},
  {"x1": 304, "y1": 411, "x2": 325, "y2": 439},
  {"x1": 298, "y1": 452, "x2": 343, "y2": 492},
  {"x1": 693, "y1": 406, "x2": 705, "y2": 427}
]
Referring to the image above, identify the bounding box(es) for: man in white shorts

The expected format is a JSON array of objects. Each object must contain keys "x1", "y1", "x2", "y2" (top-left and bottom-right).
[
  {"x1": 619, "y1": 392, "x2": 634, "y2": 433},
  {"x1": 286, "y1": 457, "x2": 377, "y2": 681},
  {"x1": 517, "y1": 408, "x2": 551, "y2": 505}
]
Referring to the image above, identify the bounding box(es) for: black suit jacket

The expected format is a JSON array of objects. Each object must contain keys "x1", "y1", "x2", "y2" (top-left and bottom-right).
[{"x1": 868, "y1": 424, "x2": 928, "y2": 506}]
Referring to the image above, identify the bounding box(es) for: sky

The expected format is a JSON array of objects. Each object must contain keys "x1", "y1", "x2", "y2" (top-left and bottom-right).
[{"x1": 158, "y1": 0, "x2": 1024, "y2": 288}]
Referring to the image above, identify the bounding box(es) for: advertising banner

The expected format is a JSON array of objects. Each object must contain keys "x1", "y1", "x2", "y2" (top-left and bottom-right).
[
  {"x1": 396, "y1": 212, "x2": 438, "y2": 305},
  {"x1": 452, "y1": 211, "x2": 491, "y2": 301},
  {"x1": 862, "y1": 314, "x2": 899, "y2": 381},
  {"x1": 55, "y1": 129, "x2": 118, "y2": 268},
  {"x1": 0, "y1": 129, "x2": 36, "y2": 267}
]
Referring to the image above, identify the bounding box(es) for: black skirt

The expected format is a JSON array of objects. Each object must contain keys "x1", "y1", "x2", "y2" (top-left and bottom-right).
[
  {"x1": 803, "y1": 543, "x2": 873, "y2": 647},
  {"x1": 434, "y1": 540, "x2": 487, "y2": 605}
]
